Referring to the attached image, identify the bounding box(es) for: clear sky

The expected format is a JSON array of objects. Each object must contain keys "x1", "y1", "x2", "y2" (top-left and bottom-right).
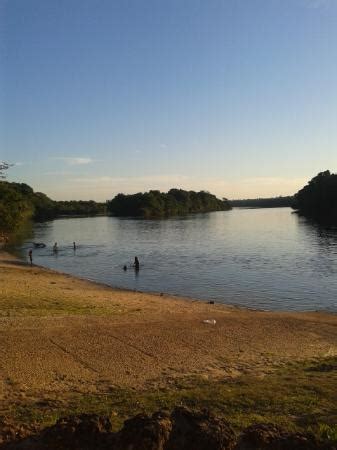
[{"x1": 1, "y1": 0, "x2": 337, "y2": 200}]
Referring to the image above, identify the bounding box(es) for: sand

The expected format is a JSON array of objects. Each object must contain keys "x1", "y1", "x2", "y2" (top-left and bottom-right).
[{"x1": 1, "y1": 250, "x2": 337, "y2": 413}]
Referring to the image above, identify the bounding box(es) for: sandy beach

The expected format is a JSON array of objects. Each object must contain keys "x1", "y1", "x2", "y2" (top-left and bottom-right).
[{"x1": 1, "y1": 248, "x2": 337, "y2": 432}]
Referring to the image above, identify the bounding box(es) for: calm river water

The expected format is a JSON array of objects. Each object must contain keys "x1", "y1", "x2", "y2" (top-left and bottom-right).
[{"x1": 16, "y1": 208, "x2": 337, "y2": 312}]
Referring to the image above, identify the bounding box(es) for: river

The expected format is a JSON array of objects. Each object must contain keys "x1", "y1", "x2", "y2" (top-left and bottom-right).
[{"x1": 14, "y1": 207, "x2": 337, "y2": 312}]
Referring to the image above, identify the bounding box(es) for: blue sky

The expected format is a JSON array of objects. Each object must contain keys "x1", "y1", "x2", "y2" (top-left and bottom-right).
[{"x1": 1, "y1": 0, "x2": 337, "y2": 200}]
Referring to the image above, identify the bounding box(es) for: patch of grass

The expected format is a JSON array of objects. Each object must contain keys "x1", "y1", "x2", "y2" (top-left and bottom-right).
[
  {"x1": 314, "y1": 424, "x2": 337, "y2": 443},
  {"x1": 0, "y1": 268, "x2": 126, "y2": 317},
  {"x1": 0, "y1": 295, "x2": 124, "y2": 317},
  {"x1": 3, "y1": 357, "x2": 337, "y2": 439}
]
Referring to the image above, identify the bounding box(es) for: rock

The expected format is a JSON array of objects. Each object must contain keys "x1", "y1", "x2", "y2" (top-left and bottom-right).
[
  {"x1": 0, "y1": 419, "x2": 35, "y2": 446},
  {"x1": 236, "y1": 423, "x2": 319, "y2": 450},
  {"x1": 115, "y1": 410, "x2": 172, "y2": 450},
  {"x1": 276, "y1": 432, "x2": 319, "y2": 450},
  {"x1": 0, "y1": 409, "x2": 333, "y2": 450},
  {"x1": 236, "y1": 424, "x2": 283, "y2": 449},
  {"x1": 167, "y1": 407, "x2": 236, "y2": 450},
  {"x1": 38, "y1": 414, "x2": 114, "y2": 450}
]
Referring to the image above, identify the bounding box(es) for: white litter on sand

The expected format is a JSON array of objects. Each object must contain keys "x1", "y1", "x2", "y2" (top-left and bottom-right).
[{"x1": 202, "y1": 319, "x2": 216, "y2": 325}]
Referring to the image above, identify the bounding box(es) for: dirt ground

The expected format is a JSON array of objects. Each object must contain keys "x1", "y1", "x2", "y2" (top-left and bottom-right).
[{"x1": 1, "y1": 250, "x2": 337, "y2": 414}]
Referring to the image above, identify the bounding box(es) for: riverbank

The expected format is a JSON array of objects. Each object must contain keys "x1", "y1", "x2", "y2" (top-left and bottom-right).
[{"x1": 1, "y1": 250, "x2": 337, "y2": 435}]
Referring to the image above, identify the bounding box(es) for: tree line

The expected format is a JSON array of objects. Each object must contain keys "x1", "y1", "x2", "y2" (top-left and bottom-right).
[
  {"x1": 2, "y1": 159, "x2": 335, "y2": 233},
  {"x1": 107, "y1": 189, "x2": 231, "y2": 218},
  {"x1": 0, "y1": 181, "x2": 230, "y2": 234},
  {"x1": 56, "y1": 201, "x2": 106, "y2": 217},
  {"x1": 230, "y1": 196, "x2": 294, "y2": 208}
]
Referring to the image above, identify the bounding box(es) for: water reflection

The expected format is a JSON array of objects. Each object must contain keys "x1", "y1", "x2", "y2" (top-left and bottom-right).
[
  {"x1": 295, "y1": 216, "x2": 337, "y2": 278},
  {"x1": 13, "y1": 208, "x2": 337, "y2": 312},
  {"x1": 6, "y1": 220, "x2": 34, "y2": 254}
]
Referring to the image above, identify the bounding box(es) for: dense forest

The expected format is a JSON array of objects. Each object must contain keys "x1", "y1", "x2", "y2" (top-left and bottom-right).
[
  {"x1": 107, "y1": 189, "x2": 231, "y2": 218},
  {"x1": 0, "y1": 180, "x2": 106, "y2": 234},
  {"x1": 293, "y1": 171, "x2": 337, "y2": 224},
  {"x1": 230, "y1": 196, "x2": 294, "y2": 208}
]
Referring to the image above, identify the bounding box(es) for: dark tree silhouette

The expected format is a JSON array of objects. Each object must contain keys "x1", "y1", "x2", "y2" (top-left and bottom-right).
[{"x1": 293, "y1": 170, "x2": 337, "y2": 224}]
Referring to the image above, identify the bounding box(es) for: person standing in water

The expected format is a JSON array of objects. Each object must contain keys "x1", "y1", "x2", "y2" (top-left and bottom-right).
[
  {"x1": 53, "y1": 242, "x2": 58, "y2": 253},
  {"x1": 134, "y1": 256, "x2": 140, "y2": 270},
  {"x1": 73, "y1": 242, "x2": 76, "y2": 251},
  {"x1": 28, "y1": 249, "x2": 33, "y2": 266}
]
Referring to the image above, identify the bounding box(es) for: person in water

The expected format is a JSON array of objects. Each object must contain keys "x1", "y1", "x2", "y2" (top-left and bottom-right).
[
  {"x1": 134, "y1": 256, "x2": 140, "y2": 270},
  {"x1": 28, "y1": 249, "x2": 33, "y2": 266},
  {"x1": 53, "y1": 242, "x2": 58, "y2": 253},
  {"x1": 73, "y1": 242, "x2": 76, "y2": 251}
]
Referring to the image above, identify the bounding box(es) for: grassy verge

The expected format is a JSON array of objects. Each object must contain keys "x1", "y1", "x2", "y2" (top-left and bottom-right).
[
  {"x1": 3, "y1": 357, "x2": 337, "y2": 443},
  {"x1": 0, "y1": 267, "x2": 126, "y2": 317}
]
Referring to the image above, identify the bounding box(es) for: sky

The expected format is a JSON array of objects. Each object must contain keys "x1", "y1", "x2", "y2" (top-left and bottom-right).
[{"x1": 1, "y1": 0, "x2": 337, "y2": 201}]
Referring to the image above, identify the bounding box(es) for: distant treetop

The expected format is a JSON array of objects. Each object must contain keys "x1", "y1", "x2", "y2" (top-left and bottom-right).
[{"x1": 230, "y1": 196, "x2": 294, "y2": 208}]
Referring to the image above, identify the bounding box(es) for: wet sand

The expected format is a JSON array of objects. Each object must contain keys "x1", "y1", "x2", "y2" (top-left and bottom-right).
[{"x1": 1, "y1": 250, "x2": 337, "y2": 412}]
